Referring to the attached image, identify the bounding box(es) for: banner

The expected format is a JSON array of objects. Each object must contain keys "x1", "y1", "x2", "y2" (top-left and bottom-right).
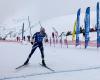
[
  {"x1": 72, "y1": 19, "x2": 77, "y2": 41},
  {"x1": 97, "y1": 2, "x2": 100, "y2": 48},
  {"x1": 76, "y1": 8, "x2": 81, "y2": 46},
  {"x1": 84, "y1": 7, "x2": 90, "y2": 48}
]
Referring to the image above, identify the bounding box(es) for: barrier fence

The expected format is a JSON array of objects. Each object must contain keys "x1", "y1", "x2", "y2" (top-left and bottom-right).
[
  {"x1": 0, "y1": 38, "x2": 98, "y2": 48},
  {"x1": 44, "y1": 38, "x2": 98, "y2": 48}
]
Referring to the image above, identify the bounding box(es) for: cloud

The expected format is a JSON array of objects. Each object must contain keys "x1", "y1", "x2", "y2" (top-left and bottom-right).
[{"x1": 0, "y1": 0, "x2": 99, "y2": 25}]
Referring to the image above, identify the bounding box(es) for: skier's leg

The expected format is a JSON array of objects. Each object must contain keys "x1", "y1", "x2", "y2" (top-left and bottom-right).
[
  {"x1": 39, "y1": 43, "x2": 46, "y2": 66},
  {"x1": 24, "y1": 43, "x2": 38, "y2": 65}
]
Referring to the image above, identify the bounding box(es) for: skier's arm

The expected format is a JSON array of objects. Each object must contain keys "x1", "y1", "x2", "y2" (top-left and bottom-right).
[
  {"x1": 30, "y1": 38, "x2": 35, "y2": 45},
  {"x1": 30, "y1": 33, "x2": 36, "y2": 45}
]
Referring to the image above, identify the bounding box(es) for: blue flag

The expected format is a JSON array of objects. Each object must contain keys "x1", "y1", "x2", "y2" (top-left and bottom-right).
[
  {"x1": 76, "y1": 8, "x2": 81, "y2": 46},
  {"x1": 97, "y1": 2, "x2": 100, "y2": 48},
  {"x1": 84, "y1": 7, "x2": 90, "y2": 48}
]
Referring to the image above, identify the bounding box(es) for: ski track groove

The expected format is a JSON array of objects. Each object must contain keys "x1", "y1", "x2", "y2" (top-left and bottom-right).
[{"x1": 1, "y1": 66, "x2": 100, "y2": 80}]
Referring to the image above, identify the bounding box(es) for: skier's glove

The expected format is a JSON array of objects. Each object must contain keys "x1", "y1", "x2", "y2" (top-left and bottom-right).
[
  {"x1": 31, "y1": 42, "x2": 33, "y2": 45},
  {"x1": 45, "y1": 38, "x2": 48, "y2": 42}
]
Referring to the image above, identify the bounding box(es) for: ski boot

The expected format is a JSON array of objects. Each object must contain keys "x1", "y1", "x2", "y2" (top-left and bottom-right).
[
  {"x1": 24, "y1": 59, "x2": 29, "y2": 65},
  {"x1": 42, "y1": 60, "x2": 46, "y2": 67}
]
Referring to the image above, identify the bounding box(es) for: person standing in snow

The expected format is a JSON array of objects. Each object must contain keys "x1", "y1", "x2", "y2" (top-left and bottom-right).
[{"x1": 23, "y1": 27, "x2": 48, "y2": 66}]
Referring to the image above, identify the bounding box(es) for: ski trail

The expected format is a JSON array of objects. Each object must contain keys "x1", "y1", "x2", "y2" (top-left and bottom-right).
[{"x1": 1, "y1": 66, "x2": 100, "y2": 80}]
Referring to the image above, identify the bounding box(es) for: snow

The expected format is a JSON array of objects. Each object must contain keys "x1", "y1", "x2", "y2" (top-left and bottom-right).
[{"x1": 0, "y1": 40, "x2": 100, "y2": 80}]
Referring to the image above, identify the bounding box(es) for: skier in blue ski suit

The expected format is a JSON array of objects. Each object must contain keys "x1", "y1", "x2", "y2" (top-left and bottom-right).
[{"x1": 24, "y1": 27, "x2": 48, "y2": 66}]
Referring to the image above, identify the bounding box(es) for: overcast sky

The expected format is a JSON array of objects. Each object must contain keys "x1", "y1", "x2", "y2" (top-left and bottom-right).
[{"x1": 0, "y1": 0, "x2": 99, "y2": 25}]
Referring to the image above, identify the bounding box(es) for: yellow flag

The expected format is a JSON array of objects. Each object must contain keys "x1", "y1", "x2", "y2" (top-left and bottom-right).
[{"x1": 72, "y1": 20, "x2": 77, "y2": 41}]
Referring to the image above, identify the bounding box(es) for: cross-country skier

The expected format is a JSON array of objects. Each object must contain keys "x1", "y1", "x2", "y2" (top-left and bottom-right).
[{"x1": 23, "y1": 27, "x2": 48, "y2": 66}]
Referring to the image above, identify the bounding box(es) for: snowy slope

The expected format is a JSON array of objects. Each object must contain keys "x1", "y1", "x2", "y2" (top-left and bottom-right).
[
  {"x1": 0, "y1": 40, "x2": 100, "y2": 80},
  {"x1": 1, "y1": 10, "x2": 96, "y2": 39}
]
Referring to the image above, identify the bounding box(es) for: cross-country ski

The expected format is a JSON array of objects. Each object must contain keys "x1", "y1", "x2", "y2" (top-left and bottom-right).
[
  {"x1": 39, "y1": 63, "x2": 55, "y2": 72},
  {"x1": 15, "y1": 64, "x2": 28, "y2": 69}
]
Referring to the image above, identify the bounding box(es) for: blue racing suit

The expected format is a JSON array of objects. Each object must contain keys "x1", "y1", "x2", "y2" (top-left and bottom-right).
[{"x1": 25, "y1": 32, "x2": 47, "y2": 63}]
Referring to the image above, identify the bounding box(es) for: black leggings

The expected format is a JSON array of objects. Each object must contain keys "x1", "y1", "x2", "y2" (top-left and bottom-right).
[{"x1": 27, "y1": 42, "x2": 44, "y2": 61}]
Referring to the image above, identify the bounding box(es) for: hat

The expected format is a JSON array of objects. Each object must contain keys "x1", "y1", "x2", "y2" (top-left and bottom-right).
[{"x1": 40, "y1": 27, "x2": 45, "y2": 33}]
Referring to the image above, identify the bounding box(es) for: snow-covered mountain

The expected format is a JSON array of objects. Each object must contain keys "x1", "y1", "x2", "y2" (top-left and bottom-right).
[{"x1": 0, "y1": 10, "x2": 97, "y2": 39}]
